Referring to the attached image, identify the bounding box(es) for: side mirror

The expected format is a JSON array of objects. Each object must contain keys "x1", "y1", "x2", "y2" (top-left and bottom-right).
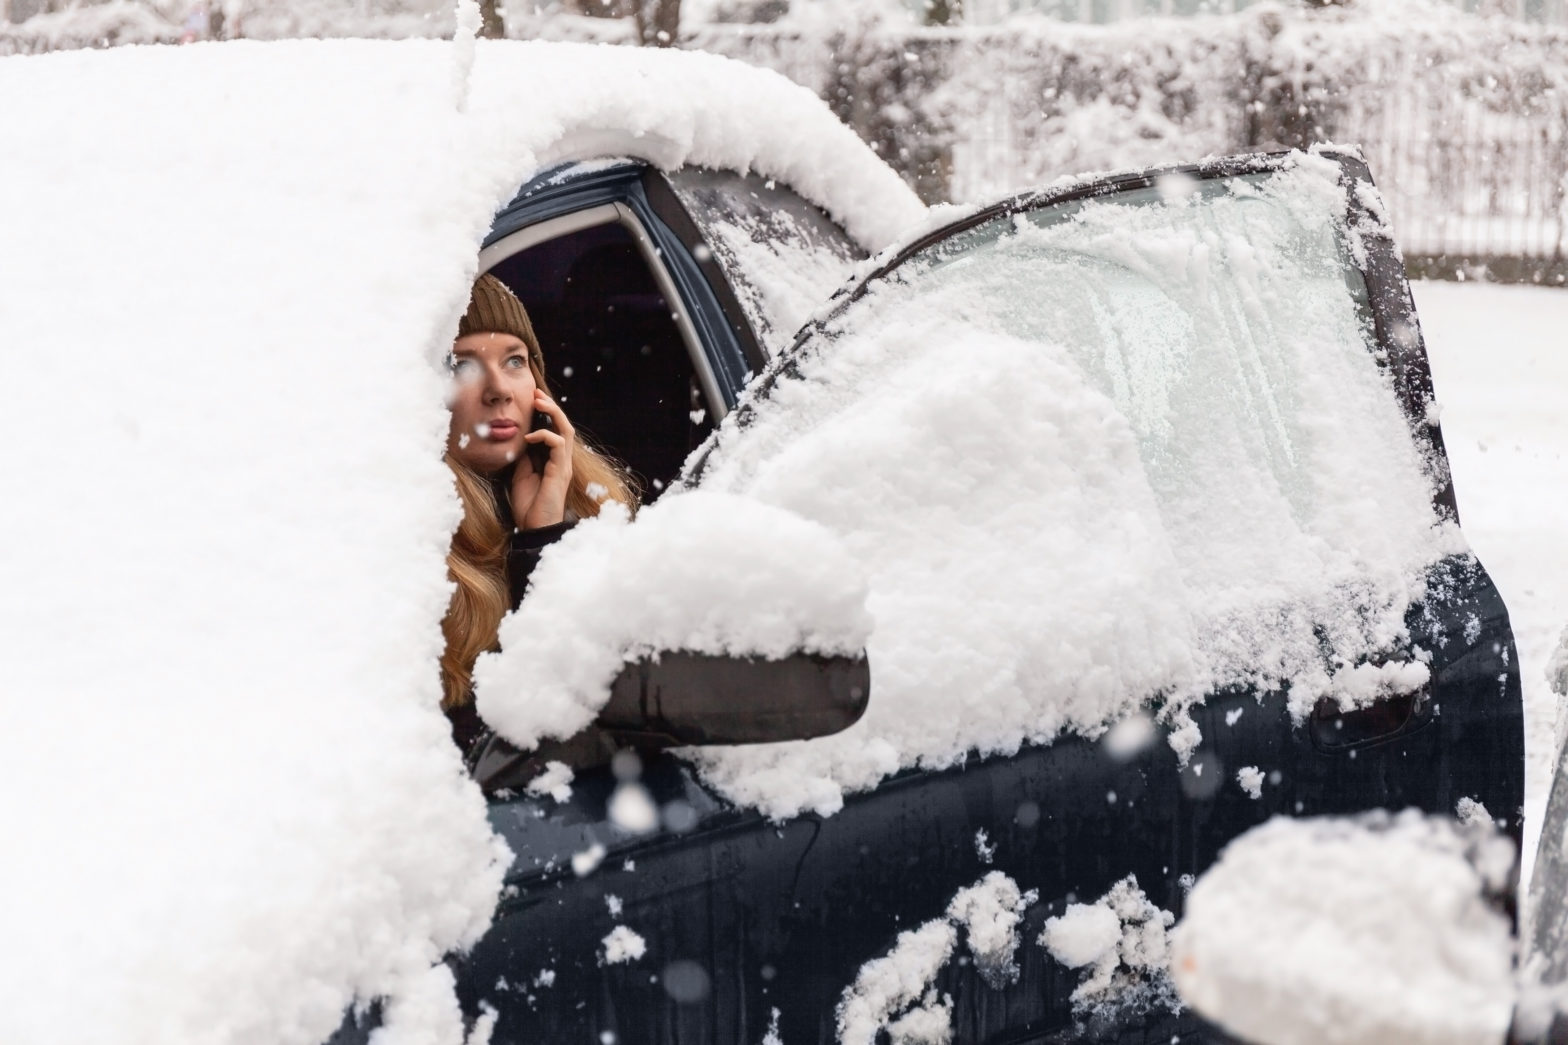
[
  {"x1": 468, "y1": 651, "x2": 869, "y2": 794},
  {"x1": 598, "y1": 650, "x2": 870, "y2": 747},
  {"x1": 472, "y1": 490, "x2": 873, "y2": 767}
]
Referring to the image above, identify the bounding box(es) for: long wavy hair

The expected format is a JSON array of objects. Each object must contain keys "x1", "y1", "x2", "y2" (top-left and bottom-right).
[{"x1": 439, "y1": 324, "x2": 637, "y2": 711}]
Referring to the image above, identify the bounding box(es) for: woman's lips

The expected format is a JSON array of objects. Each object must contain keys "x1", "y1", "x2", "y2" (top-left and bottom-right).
[{"x1": 482, "y1": 420, "x2": 519, "y2": 441}]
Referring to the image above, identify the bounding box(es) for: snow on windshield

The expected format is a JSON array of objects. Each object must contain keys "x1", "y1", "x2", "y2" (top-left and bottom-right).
[
  {"x1": 674, "y1": 154, "x2": 1461, "y2": 818},
  {"x1": 0, "y1": 37, "x2": 914, "y2": 1045}
]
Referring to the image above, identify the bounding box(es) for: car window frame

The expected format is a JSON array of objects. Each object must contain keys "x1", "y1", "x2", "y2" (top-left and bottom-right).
[
  {"x1": 484, "y1": 161, "x2": 764, "y2": 417},
  {"x1": 654, "y1": 166, "x2": 866, "y2": 358},
  {"x1": 479, "y1": 201, "x2": 730, "y2": 424}
]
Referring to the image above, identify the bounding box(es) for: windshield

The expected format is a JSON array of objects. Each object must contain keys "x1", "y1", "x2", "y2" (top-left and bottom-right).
[
  {"x1": 685, "y1": 156, "x2": 1456, "y2": 819},
  {"x1": 836, "y1": 169, "x2": 1383, "y2": 528}
]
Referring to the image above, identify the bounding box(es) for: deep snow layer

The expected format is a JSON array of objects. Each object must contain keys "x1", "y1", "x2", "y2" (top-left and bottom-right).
[
  {"x1": 1413, "y1": 281, "x2": 1568, "y2": 892},
  {"x1": 0, "y1": 37, "x2": 915, "y2": 1045}
]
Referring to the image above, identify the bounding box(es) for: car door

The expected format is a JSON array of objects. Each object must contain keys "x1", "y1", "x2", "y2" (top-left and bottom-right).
[{"x1": 452, "y1": 151, "x2": 1523, "y2": 1045}]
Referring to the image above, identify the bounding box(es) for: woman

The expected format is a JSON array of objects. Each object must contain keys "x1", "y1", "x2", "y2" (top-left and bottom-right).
[{"x1": 441, "y1": 273, "x2": 636, "y2": 755}]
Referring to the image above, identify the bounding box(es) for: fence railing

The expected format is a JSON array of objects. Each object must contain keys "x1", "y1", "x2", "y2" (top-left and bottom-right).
[
  {"x1": 691, "y1": 4, "x2": 1568, "y2": 280},
  {"x1": 948, "y1": 0, "x2": 1568, "y2": 25}
]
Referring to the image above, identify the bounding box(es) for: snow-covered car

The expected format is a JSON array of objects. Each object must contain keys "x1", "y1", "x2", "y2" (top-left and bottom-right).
[{"x1": 0, "y1": 36, "x2": 1524, "y2": 1045}]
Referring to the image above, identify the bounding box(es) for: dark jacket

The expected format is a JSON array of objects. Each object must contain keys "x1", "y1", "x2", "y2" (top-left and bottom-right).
[{"x1": 445, "y1": 521, "x2": 573, "y2": 758}]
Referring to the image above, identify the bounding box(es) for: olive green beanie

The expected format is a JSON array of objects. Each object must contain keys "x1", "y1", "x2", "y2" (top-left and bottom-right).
[{"x1": 458, "y1": 273, "x2": 539, "y2": 351}]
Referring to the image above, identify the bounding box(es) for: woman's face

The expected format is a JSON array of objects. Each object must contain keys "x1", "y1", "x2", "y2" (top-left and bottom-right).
[{"x1": 446, "y1": 331, "x2": 537, "y2": 475}]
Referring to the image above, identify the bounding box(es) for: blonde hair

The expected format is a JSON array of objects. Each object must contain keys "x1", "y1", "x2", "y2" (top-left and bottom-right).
[{"x1": 439, "y1": 315, "x2": 638, "y2": 711}]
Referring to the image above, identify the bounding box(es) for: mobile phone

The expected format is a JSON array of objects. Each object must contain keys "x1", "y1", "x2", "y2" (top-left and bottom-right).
[{"x1": 526, "y1": 409, "x2": 554, "y2": 472}]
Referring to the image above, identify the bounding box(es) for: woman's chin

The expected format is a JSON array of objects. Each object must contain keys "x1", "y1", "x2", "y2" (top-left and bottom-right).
[{"x1": 452, "y1": 443, "x2": 519, "y2": 476}]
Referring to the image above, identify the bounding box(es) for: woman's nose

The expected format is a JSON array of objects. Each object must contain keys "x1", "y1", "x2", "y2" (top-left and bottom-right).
[{"x1": 482, "y1": 371, "x2": 510, "y2": 403}]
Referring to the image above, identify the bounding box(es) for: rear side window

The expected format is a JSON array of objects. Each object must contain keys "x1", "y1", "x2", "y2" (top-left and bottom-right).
[
  {"x1": 665, "y1": 168, "x2": 861, "y2": 355},
  {"x1": 483, "y1": 210, "x2": 717, "y2": 498}
]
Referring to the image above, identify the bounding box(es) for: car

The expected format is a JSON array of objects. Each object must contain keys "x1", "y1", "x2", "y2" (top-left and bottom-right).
[
  {"x1": 0, "y1": 37, "x2": 1525, "y2": 1045},
  {"x1": 425, "y1": 147, "x2": 1527, "y2": 1045}
]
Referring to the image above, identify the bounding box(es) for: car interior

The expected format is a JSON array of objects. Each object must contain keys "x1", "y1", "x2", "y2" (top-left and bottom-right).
[{"x1": 485, "y1": 220, "x2": 715, "y2": 501}]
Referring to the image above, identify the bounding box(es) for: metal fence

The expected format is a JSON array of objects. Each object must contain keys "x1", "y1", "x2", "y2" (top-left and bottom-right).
[
  {"x1": 945, "y1": 0, "x2": 1568, "y2": 24},
  {"x1": 694, "y1": 5, "x2": 1568, "y2": 280},
  {"x1": 1346, "y1": 46, "x2": 1568, "y2": 275}
]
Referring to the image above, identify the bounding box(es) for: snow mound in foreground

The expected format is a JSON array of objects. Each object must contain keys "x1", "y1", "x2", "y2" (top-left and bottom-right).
[
  {"x1": 1173, "y1": 812, "x2": 1516, "y2": 1045},
  {"x1": 0, "y1": 37, "x2": 914, "y2": 1045}
]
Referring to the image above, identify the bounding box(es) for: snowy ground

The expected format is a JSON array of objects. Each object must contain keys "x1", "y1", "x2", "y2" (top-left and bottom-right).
[{"x1": 1413, "y1": 281, "x2": 1568, "y2": 886}]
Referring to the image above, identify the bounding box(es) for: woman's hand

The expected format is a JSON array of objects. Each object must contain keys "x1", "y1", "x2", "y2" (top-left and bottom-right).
[{"x1": 510, "y1": 389, "x2": 575, "y2": 530}]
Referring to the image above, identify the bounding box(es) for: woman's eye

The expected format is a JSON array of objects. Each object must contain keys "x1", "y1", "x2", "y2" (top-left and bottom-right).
[
  {"x1": 450, "y1": 358, "x2": 479, "y2": 379},
  {"x1": 505, "y1": 355, "x2": 528, "y2": 370}
]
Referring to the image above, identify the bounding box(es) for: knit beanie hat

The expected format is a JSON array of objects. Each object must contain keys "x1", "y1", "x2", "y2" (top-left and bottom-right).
[{"x1": 459, "y1": 273, "x2": 539, "y2": 352}]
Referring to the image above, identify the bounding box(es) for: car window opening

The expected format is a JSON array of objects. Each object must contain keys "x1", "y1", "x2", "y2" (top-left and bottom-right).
[{"x1": 484, "y1": 218, "x2": 715, "y2": 500}]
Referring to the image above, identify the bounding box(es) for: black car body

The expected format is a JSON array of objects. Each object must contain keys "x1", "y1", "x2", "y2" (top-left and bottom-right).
[{"x1": 356, "y1": 151, "x2": 1525, "y2": 1044}]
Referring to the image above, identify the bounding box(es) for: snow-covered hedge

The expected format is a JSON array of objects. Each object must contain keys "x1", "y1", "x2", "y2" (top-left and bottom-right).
[
  {"x1": 11, "y1": 0, "x2": 1561, "y2": 269},
  {"x1": 0, "y1": 0, "x2": 180, "y2": 51},
  {"x1": 689, "y1": 0, "x2": 1568, "y2": 264}
]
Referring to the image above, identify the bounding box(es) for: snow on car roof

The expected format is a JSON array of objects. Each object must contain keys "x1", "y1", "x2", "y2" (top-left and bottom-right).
[{"x1": 0, "y1": 37, "x2": 917, "y2": 1045}]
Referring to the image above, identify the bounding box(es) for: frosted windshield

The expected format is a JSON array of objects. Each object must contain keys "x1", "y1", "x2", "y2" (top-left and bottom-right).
[
  {"x1": 860, "y1": 170, "x2": 1382, "y2": 525},
  {"x1": 676, "y1": 158, "x2": 1453, "y2": 820}
]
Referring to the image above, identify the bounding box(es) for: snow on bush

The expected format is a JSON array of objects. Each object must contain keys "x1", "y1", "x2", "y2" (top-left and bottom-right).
[
  {"x1": 680, "y1": 154, "x2": 1457, "y2": 818},
  {"x1": 474, "y1": 492, "x2": 872, "y2": 750},
  {"x1": 1040, "y1": 876, "x2": 1176, "y2": 1012},
  {"x1": 0, "y1": 37, "x2": 910, "y2": 1045},
  {"x1": 1172, "y1": 811, "x2": 1517, "y2": 1045},
  {"x1": 0, "y1": 0, "x2": 180, "y2": 53}
]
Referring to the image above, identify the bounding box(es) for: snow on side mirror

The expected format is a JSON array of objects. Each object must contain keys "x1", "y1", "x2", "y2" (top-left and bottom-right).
[
  {"x1": 1171, "y1": 811, "x2": 1517, "y2": 1045},
  {"x1": 471, "y1": 490, "x2": 874, "y2": 753}
]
